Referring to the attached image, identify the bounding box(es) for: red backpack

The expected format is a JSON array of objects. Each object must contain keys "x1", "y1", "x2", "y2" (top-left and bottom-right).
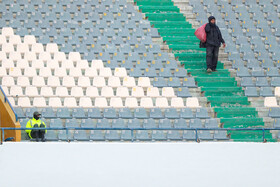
[{"x1": 194, "y1": 23, "x2": 207, "y2": 43}]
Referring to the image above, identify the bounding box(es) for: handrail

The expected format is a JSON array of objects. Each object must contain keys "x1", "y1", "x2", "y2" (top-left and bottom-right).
[
  {"x1": 1, "y1": 127, "x2": 279, "y2": 144},
  {"x1": 0, "y1": 86, "x2": 18, "y2": 122}
]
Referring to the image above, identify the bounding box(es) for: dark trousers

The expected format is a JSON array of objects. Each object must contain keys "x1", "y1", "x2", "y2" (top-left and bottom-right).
[
  {"x1": 206, "y1": 44, "x2": 219, "y2": 70},
  {"x1": 31, "y1": 124, "x2": 45, "y2": 141}
]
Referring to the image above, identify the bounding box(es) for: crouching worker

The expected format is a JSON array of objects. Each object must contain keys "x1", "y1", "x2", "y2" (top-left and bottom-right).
[{"x1": 26, "y1": 112, "x2": 46, "y2": 142}]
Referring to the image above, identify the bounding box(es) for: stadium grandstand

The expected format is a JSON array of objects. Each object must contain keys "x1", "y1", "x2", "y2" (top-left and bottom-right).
[{"x1": 0, "y1": 0, "x2": 280, "y2": 186}]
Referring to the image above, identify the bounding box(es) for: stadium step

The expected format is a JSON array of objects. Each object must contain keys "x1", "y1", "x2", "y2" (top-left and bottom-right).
[{"x1": 135, "y1": 0, "x2": 273, "y2": 142}]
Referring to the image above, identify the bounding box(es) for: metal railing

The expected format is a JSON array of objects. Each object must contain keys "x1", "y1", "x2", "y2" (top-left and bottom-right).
[{"x1": 1, "y1": 127, "x2": 279, "y2": 144}]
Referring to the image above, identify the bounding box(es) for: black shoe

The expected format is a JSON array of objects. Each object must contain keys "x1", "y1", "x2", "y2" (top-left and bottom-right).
[{"x1": 41, "y1": 137, "x2": 46, "y2": 142}]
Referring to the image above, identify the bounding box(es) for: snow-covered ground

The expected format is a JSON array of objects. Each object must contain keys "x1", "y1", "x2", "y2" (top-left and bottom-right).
[{"x1": 0, "y1": 142, "x2": 280, "y2": 187}]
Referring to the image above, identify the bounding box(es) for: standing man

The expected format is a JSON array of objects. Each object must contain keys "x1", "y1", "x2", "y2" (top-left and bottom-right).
[
  {"x1": 205, "y1": 16, "x2": 226, "y2": 73},
  {"x1": 26, "y1": 111, "x2": 46, "y2": 142}
]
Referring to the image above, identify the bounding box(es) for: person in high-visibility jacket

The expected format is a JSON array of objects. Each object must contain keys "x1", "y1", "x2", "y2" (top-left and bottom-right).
[{"x1": 26, "y1": 111, "x2": 46, "y2": 142}]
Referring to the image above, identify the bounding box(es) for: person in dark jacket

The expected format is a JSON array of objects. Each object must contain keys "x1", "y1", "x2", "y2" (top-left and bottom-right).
[{"x1": 205, "y1": 16, "x2": 225, "y2": 73}]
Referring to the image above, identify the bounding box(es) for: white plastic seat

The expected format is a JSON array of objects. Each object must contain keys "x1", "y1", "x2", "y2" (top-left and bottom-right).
[
  {"x1": 8, "y1": 35, "x2": 21, "y2": 45},
  {"x1": 32, "y1": 44, "x2": 44, "y2": 54},
  {"x1": 62, "y1": 76, "x2": 76, "y2": 87},
  {"x1": 78, "y1": 77, "x2": 91, "y2": 87},
  {"x1": 16, "y1": 76, "x2": 29, "y2": 87},
  {"x1": 123, "y1": 76, "x2": 136, "y2": 87},
  {"x1": 18, "y1": 97, "x2": 31, "y2": 107},
  {"x1": 79, "y1": 97, "x2": 93, "y2": 108},
  {"x1": 2, "y1": 43, "x2": 14, "y2": 53},
  {"x1": 32, "y1": 76, "x2": 45, "y2": 87},
  {"x1": 9, "y1": 67, "x2": 22, "y2": 77},
  {"x1": 85, "y1": 67, "x2": 98, "y2": 78},
  {"x1": 2, "y1": 59, "x2": 14, "y2": 68},
  {"x1": 94, "y1": 97, "x2": 108, "y2": 108},
  {"x1": 61, "y1": 60, "x2": 74, "y2": 69},
  {"x1": 155, "y1": 98, "x2": 169, "y2": 108},
  {"x1": 31, "y1": 60, "x2": 44, "y2": 69},
  {"x1": 9, "y1": 86, "x2": 23, "y2": 96},
  {"x1": 138, "y1": 77, "x2": 151, "y2": 87},
  {"x1": 2, "y1": 27, "x2": 14, "y2": 38},
  {"x1": 9, "y1": 51, "x2": 22, "y2": 61},
  {"x1": 33, "y1": 97, "x2": 47, "y2": 107},
  {"x1": 54, "y1": 68, "x2": 67, "y2": 77},
  {"x1": 23, "y1": 35, "x2": 36, "y2": 45},
  {"x1": 16, "y1": 43, "x2": 29, "y2": 53},
  {"x1": 125, "y1": 97, "x2": 138, "y2": 108},
  {"x1": 69, "y1": 68, "x2": 82, "y2": 77},
  {"x1": 39, "y1": 52, "x2": 52, "y2": 61},
  {"x1": 46, "y1": 43, "x2": 58, "y2": 53},
  {"x1": 24, "y1": 52, "x2": 36, "y2": 61},
  {"x1": 86, "y1": 87, "x2": 99, "y2": 97},
  {"x1": 7, "y1": 97, "x2": 15, "y2": 106},
  {"x1": 47, "y1": 76, "x2": 60, "y2": 87},
  {"x1": 171, "y1": 97, "x2": 185, "y2": 108},
  {"x1": 16, "y1": 59, "x2": 29, "y2": 69},
  {"x1": 108, "y1": 76, "x2": 121, "y2": 87},
  {"x1": 91, "y1": 60, "x2": 104, "y2": 69},
  {"x1": 55, "y1": 87, "x2": 69, "y2": 97},
  {"x1": 24, "y1": 67, "x2": 37, "y2": 77},
  {"x1": 71, "y1": 87, "x2": 84, "y2": 97},
  {"x1": 0, "y1": 67, "x2": 7, "y2": 76},
  {"x1": 2, "y1": 76, "x2": 15, "y2": 86},
  {"x1": 54, "y1": 52, "x2": 66, "y2": 61},
  {"x1": 162, "y1": 87, "x2": 175, "y2": 97},
  {"x1": 186, "y1": 97, "x2": 200, "y2": 108},
  {"x1": 64, "y1": 97, "x2": 77, "y2": 108},
  {"x1": 46, "y1": 60, "x2": 59, "y2": 69},
  {"x1": 25, "y1": 86, "x2": 39, "y2": 97},
  {"x1": 114, "y1": 67, "x2": 127, "y2": 77},
  {"x1": 101, "y1": 86, "x2": 114, "y2": 97},
  {"x1": 275, "y1": 87, "x2": 280, "y2": 97},
  {"x1": 92, "y1": 77, "x2": 106, "y2": 87},
  {"x1": 99, "y1": 67, "x2": 112, "y2": 77},
  {"x1": 39, "y1": 67, "x2": 52, "y2": 77},
  {"x1": 147, "y1": 87, "x2": 160, "y2": 97},
  {"x1": 131, "y1": 86, "x2": 144, "y2": 97},
  {"x1": 49, "y1": 97, "x2": 62, "y2": 108},
  {"x1": 0, "y1": 51, "x2": 7, "y2": 59},
  {"x1": 76, "y1": 60, "x2": 89, "y2": 69},
  {"x1": 264, "y1": 97, "x2": 278, "y2": 107},
  {"x1": 40, "y1": 86, "x2": 54, "y2": 97},
  {"x1": 116, "y1": 87, "x2": 129, "y2": 97},
  {"x1": 110, "y1": 97, "x2": 124, "y2": 108},
  {"x1": 1, "y1": 86, "x2": 9, "y2": 95},
  {"x1": 140, "y1": 97, "x2": 154, "y2": 108},
  {"x1": 0, "y1": 35, "x2": 6, "y2": 44},
  {"x1": 68, "y1": 52, "x2": 81, "y2": 61}
]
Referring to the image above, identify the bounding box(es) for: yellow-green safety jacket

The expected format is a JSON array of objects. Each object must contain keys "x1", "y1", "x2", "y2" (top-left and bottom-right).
[{"x1": 25, "y1": 118, "x2": 46, "y2": 139}]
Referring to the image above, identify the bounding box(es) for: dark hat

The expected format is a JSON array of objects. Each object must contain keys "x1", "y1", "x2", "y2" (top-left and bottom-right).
[
  {"x1": 33, "y1": 111, "x2": 41, "y2": 116},
  {"x1": 208, "y1": 16, "x2": 216, "y2": 22}
]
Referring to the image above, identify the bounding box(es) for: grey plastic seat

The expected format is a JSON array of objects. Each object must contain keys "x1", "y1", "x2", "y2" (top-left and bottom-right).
[
  {"x1": 136, "y1": 130, "x2": 151, "y2": 141},
  {"x1": 255, "y1": 77, "x2": 270, "y2": 87},
  {"x1": 150, "y1": 60, "x2": 164, "y2": 70},
  {"x1": 119, "y1": 108, "x2": 133, "y2": 119},
  {"x1": 198, "y1": 131, "x2": 213, "y2": 140},
  {"x1": 267, "y1": 68, "x2": 279, "y2": 77},
  {"x1": 241, "y1": 77, "x2": 255, "y2": 87},
  {"x1": 90, "y1": 130, "x2": 105, "y2": 141},
  {"x1": 74, "y1": 130, "x2": 89, "y2": 141},
  {"x1": 273, "y1": 118, "x2": 280, "y2": 128},
  {"x1": 247, "y1": 61, "x2": 260, "y2": 69},
  {"x1": 176, "y1": 87, "x2": 192, "y2": 98},
  {"x1": 174, "y1": 68, "x2": 187, "y2": 77},
  {"x1": 159, "y1": 68, "x2": 172, "y2": 77},
  {"x1": 127, "y1": 118, "x2": 141, "y2": 128},
  {"x1": 214, "y1": 131, "x2": 229, "y2": 140},
  {"x1": 112, "y1": 119, "x2": 126, "y2": 128},
  {"x1": 81, "y1": 119, "x2": 95, "y2": 128},
  {"x1": 129, "y1": 68, "x2": 142, "y2": 77},
  {"x1": 143, "y1": 119, "x2": 157, "y2": 128},
  {"x1": 189, "y1": 119, "x2": 203, "y2": 128},
  {"x1": 25, "y1": 108, "x2": 38, "y2": 118},
  {"x1": 14, "y1": 108, "x2": 25, "y2": 119},
  {"x1": 56, "y1": 108, "x2": 71, "y2": 119},
  {"x1": 252, "y1": 67, "x2": 265, "y2": 77},
  {"x1": 88, "y1": 108, "x2": 102, "y2": 119},
  {"x1": 168, "y1": 77, "x2": 181, "y2": 87},
  {"x1": 165, "y1": 108, "x2": 180, "y2": 119},
  {"x1": 72, "y1": 108, "x2": 86, "y2": 119},
  {"x1": 97, "y1": 119, "x2": 111, "y2": 128},
  {"x1": 182, "y1": 77, "x2": 197, "y2": 87},
  {"x1": 152, "y1": 130, "x2": 166, "y2": 141},
  {"x1": 134, "y1": 108, "x2": 149, "y2": 119},
  {"x1": 174, "y1": 118, "x2": 188, "y2": 128},
  {"x1": 260, "y1": 87, "x2": 273, "y2": 97},
  {"x1": 271, "y1": 77, "x2": 280, "y2": 87},
  {"x1": 167, "y1": 130, "x2": 182, "y2": 140},
  {"x1": 245, "y1": 87, "x2": 259, "y2": 97},
  {"x1": 105, "y1": 130, "x2": 121, "y2": 141},
  {"x1": 205, "y1": 119, "x2": 219, "y2": 128},
  {"x1": 153, "y1": 77, "x2": 167, "y2": 87},
  {"x1": 159, "y1": 119, "x2": 172, "y2": 128},
  {"x1": 144, "y1": 68, "x2": 157, "y2": 77},
  {"x1": 261, "y1": 60, "x2": 274, "y2": 69},
  {"x1": 121, "y1": 130, "x2": 133, "y2": 141},
  {"x1": 104, "y1": 108, "x2": 118, "y2": 119},
  {"x1": 45, "y1": 131, "x2": 58, "y2": 141},
  {"x1": 65, "y1": 119, "x2": 79, "y2": 128},
  {"x1": 180, "y1": 108, "x2": 194, "y2": 119},
  {"x1": 237, "y1": 67, "x2": 251, "y2": 77},
  {"x1": 195, "y1": 108, "x2": 209, "y2": 118},
  {"x1": 150, "y1": 108, "x2": 164, "y2": 119},
  {"x1": 183, "y1": 130, "x2": 196, "y2": 140},
  {"x1": 268, "y1": 108, "x2": 280, "y2": 118},
  {"x1": 58, "y1": 130, "x2": 73, "y2": 141}
]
